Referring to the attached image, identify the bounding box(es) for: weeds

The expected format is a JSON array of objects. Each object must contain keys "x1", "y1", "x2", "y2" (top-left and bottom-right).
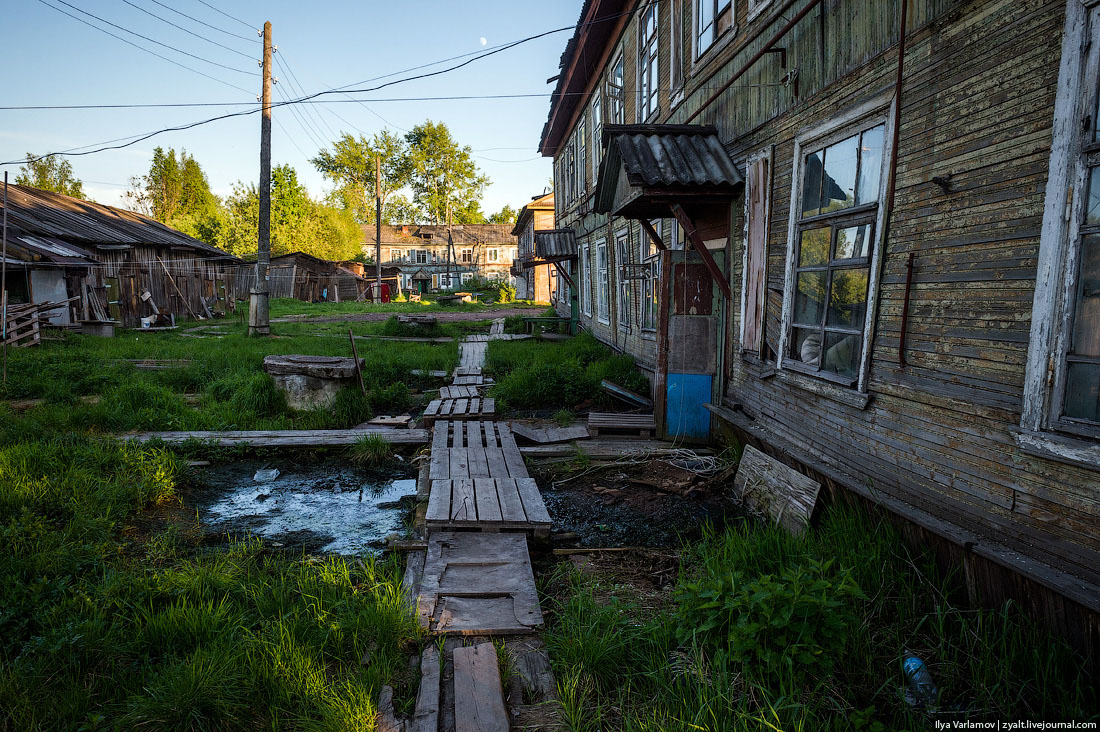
[
  {"x1": 347, "y1": 434, "x2": 394, "y2": 468},
  {"x1": 552, "y1": 409, "x2": 576, "y2": 427}
]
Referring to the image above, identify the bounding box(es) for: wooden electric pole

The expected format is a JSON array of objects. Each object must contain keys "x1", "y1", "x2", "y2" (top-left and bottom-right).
[
  {"x1": 375, "y1": 155, "x2": 382, "y2": 299},
  {"x1": 249, "y1": 20, "x2": 273, "y2": 336}
]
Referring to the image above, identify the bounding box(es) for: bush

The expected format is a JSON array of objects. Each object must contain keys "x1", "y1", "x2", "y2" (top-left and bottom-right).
[{"x1": 347, "y1": 433, "x2": 393, "y2": 467}]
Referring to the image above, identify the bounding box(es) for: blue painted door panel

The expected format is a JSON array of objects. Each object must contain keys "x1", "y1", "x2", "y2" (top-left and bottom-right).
[{"x1": 665, "y1": 373, "x2": 711, "y2": 441}]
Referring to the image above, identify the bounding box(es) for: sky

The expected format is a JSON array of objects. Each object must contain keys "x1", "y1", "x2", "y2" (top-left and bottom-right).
[{"x1": 0, "y1": 0, "x2": 581, "y2": 217}]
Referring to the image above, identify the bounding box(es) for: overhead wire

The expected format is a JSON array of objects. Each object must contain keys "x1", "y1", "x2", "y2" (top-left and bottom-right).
[
  {"x1": 144, "y1": 0, "x2": 257, "y2": 43},
  {"x1": 192, "y1": 0, "x2": 255, "y2": 30},
  {"x1": 274, "y1": 55, "x2": 340, "y2": 142},
  {"x1": 120, "y1": 0, "x2": 257, "y2": 60},
  {"x1": 35, "y1": 0, "x2": 255, "y2": 95}
]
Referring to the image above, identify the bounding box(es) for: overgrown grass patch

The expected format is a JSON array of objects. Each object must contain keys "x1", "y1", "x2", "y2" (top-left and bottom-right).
[
  {"x1": 543, "y1": 505, "x2": 1098, "y2": 730},
  {"x1": 486, "y1": 332, "x2": 649, "y2": 411}
]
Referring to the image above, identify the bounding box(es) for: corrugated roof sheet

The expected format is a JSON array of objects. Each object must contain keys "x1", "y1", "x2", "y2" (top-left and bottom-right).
[
  {"x1": 534, "y1": 229, "x2": 577, "y2": 259},
  {"x1": 0, "y1": 184, "x2": 228, "y2": 256},
  {"x1": 605, "y1": 124, "x2": 743, "y2": 188}
]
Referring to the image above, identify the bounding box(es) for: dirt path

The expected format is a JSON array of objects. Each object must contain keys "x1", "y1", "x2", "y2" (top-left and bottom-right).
[{"x1": 270, "y1": 306, "x2": 541, "y2": 324}]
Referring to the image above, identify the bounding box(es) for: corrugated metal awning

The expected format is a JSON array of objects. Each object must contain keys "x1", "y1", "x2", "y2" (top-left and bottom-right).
[
  {"x1": 534, "y1": 229, "x2": 577, "y2": 259},
  {"x1": 595, "y1": 124, "x2": 743, "y2": 217}
]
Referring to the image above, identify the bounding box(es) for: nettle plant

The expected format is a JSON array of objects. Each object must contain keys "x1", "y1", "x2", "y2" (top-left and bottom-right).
[{"x1": 674, "y1": 557, "x2": 866, "y2": 683}]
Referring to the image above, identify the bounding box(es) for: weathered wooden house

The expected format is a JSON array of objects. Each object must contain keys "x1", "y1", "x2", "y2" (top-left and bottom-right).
[
  {"x1": 1, "y1": 184, "x2": 239, "y2": 326},
  {"x1": 511, "y1": 193, "x2": 561, "y2": 302},
  {"x1": 541, "y1": 0, "x2": 1100, "y2": 652},
  {"x1": 371, "y1": 225, "x2": 518, "y2": 292}
]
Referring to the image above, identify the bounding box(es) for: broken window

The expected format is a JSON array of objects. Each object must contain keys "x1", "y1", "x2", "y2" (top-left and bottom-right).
[
  {"x1": 696, "y1": 0, "x2": 732, "y2": 57},
  {"x1": 784, "y1": 118, "x2": 887, "y2": 385},
  {"x1": 639, "y1": 3, "x2": 660, "y2": 120}
]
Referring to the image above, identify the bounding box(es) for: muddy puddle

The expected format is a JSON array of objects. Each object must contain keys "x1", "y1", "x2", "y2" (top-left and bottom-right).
[{"x1": 194, "y1": 460, "x2": 416, "y2": 554}]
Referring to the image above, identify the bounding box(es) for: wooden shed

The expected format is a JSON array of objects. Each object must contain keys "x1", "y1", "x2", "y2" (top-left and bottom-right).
[{"x1": 1, "y1": 184, "x2": 239, "y2": 327}]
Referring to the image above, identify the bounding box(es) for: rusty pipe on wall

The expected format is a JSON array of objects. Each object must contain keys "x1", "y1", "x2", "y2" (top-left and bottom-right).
[{"x1": 685, "y1": 0, "x2": 824, "y2": 124}]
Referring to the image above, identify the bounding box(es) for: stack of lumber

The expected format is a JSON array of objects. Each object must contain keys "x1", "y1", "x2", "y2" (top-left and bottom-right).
[{"x1": 2, "y1": 298, "x2": 77, "y2": 348}]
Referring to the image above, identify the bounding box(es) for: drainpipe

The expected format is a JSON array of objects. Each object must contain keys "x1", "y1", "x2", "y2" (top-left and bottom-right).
[{"x1": 887, "y1": 1, "x2": 910, "y2": 366}]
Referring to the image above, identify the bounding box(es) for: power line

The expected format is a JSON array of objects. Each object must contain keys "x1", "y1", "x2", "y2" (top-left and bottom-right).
[
  {"x1": 274, "y1": 55, "x2": 339, "y2": 141},
  {"x1": 273, "y1": 82, "x2": 326, "y2": 152},
  {"x1": 145, "y1": 0, "x2": 257, "y2": 43},
  {"x1": 272, "y1": 114, "x2": 311, "y2": 159},
  {"x1": 192, "y1": 0, "x2": 255, "y2": 31},
  {"x1": 45, "y1": 0, "x2": 258, "y2": 76},
  {"x1": 277, "y1": 49, "x2": 406, "y2": 134},
  {"x1": 36, "y1": 0, "x2": 255, "y2": 95},
  {"x1": 120, "y1": 0, "x2": 256, "y2": 60},
  {"x1": 0, "y1": 93, "x2": 554, "y2": 111}
]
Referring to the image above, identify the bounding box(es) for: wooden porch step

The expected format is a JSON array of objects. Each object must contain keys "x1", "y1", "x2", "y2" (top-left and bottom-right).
[{"x1": 587, "y1": 412, "x2": 657, "y2": 439}]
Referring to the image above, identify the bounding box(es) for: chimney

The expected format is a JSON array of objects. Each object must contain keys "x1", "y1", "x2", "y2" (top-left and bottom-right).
[{"x1": 402, "y1": 225, "x2": 409, "y2": 234}]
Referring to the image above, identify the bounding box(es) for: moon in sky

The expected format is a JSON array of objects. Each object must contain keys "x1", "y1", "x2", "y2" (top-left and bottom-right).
[{"x1": 479, "y1": 37, "x2": 487, "y2": 46}]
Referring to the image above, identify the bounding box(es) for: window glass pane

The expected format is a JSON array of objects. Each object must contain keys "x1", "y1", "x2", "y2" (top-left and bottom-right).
[
  {"x1": 821, "y1": 136, "x2": 858, "y2": 213},
  {"x1": 793, "y1": 271, "x2": 826, "y2": 325},
  {"x1": 856, "y1": 125, "x2": 885, "y2": 205},
  {"x1": 798, "y1": 227, "x2": 830, "y2": 266},
  {"x1": 791, "y1": 327, "x2": 822, "y2": 367},
  {"x1": 698, "y1": 0, "x2": 714, "y2": 48},
  {"x1": 826, "y1": 268, "x2": 869, "y2": 328},
  {"x1": 1064, "y1": 362, "x2": 1100, "y2": 422},
  {"x1": 801, "y1": 151, "x2": 824, "y2": 217},
  {"x1": 835, "y1": 224, "x2": 872, "y2": 260},
  {"x1": 822, "y1": 332, "x2": 861, "y2": 378},
  {"x1": 1072, "y1": 233, "x2": 1100, "y2": 357},
  {"x1": 1087, "y1": 167, "x2": 1100, "y2": 228}
]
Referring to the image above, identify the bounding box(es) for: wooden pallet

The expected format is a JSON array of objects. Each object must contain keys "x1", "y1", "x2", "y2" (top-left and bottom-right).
[
  {"x1": 423, "y1": 397, "x2": 495, "y2": 424},
  {"x1": 440, "y1": 385, "x2": 481, "y2": 399},
  {"x1": 587, "y1": 412, "x2": 657, "y2": 438},
  {"x1": 458, "y1": 341, "x2": 487, "y2": 370}
]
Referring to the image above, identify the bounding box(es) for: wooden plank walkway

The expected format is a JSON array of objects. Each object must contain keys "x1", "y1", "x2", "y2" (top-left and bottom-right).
[
  {"x1": 126, "y1": 428, "x2": 429, "y2": 447},
  {"x1": 453, "y1": 643, "x2": 509, "y2": 732},
  {"x1": 422, "y1": 397, "x2": 495, "y2": 425},
  {"x1": 439, "y1": 385, "x2": 480, "y2": 399},
  {"x1": 417, "y1": 532, "x2": 543, "y2": 635}
]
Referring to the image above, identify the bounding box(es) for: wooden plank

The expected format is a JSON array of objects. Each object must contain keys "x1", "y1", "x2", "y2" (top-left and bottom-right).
[
  {"x1": 425, "y1": 400, "x2": 442, "y2": 418},
  {"x1": 468, "y1": 446, "x2": 490, "y2": 479},
  {"x1": 495, "y1": 479, "x2": 528, "y2": 523},
  {"x1": 409, "y1": 645, "x2": 441, "y2": 732},
  {"x1": 453, "y1": 421, "x2": 464, "y2": 449},
  {"x1": 474, "y1": 477, "x2": 503, "y2": 523},
  {"x1": 518, "y1": 439, "x2": 714, "y2": 459},
  {"x1": 482, "y1": 398, "x2": 495, "y2": 416},
  {"x1": 484, "y1": 447, "x2": 510, "y2": 481},
  {"x1": 426, "y1": 480, "x2": 452, "y2": 523},
  {"x1": 449, "y1": 448, "x2": 470, "y2": 480},
  {"x1": 452, "y1": 643, "x2": 510, "y2": 732},
  {"x1": 455, "y1": 398, "x2": 469, "y2": 416},
  {"x1": 450, "y1": 479, "x2": 476, "y2": 521},
  {"x1": 497, "y1": 425, "x2": 528, "y2": 479},
  {"x1": 430, "y1": 449, "x2": 450, "y2": 481},
  {"x1": 466, "y1": 420, "x2": 480, "y2": 448},
  {"x1": 509, "y1": 422, "x2": 591, "y2": 444},
  {"x1": 733, "y1": 445, "x2": 822, "y2": 536},
  {"x1": 126, "y1": 429, "x2": 429, "y2": 447},
  {"x1": 600, "y1": 379, "x2": 654, "y2": 409},
  {"x1": 483, "y1": 421, "x2": 498, "y2": 448},
  {"x1": 515, "y1": 478, "x2": 551, "y2": 526},
  {"x1": 433, "y1": 420, "x2": 449, "y2": 450}
]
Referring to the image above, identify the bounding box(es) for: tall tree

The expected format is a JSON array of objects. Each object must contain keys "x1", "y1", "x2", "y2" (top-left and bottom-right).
[
  {"x1": 488, "y1": 205, "x2": 518, "y2": 225},
  {"x1": 404, "y1": 121, "x2": 489, "y2": 225},
  {"x1": 127, "y1": 147, "x2": 224, "y2": 247},
  {"x1": 312, "y1": 130, "x2": 413, "y2": 224},
  {"x1": 16, "y1": 154, "x2": 85, "y2": 199}
]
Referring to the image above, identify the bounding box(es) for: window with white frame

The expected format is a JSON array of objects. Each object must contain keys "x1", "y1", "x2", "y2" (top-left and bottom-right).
[
  {"x1": 639, "y1": 3, "x2": 660, "y2": 120},
  {"x1": 461, "y1": 248, "x2": 472, "y2": 263},
  {"x1": 461, "y1": 272, "x2": 473, "y2": 284},
  {"x1": 440, "y1": 273, "x2": 453, "y2": 289},
  {"x1": 748, "y1": 0, "x2": 773, "y2": 21},
  {"x1": 389, "y1": 248, "x2": 401, "y2": 262},
  {"x1": 591, "y1": 90, "x2": 603, "y2": 179},
  {"x1": 580, "y1": 242, "x2": 591, "y2": 316},
  {"x1": 565, "y1": 137, "x2": 577, "y2": 203},
  {"x1": 1023, "y1": 1, "x2": 1100, "y2": 442},
  {"x1": 783, "y1": 117, "x2": 887, "y2": 384},
  {"x1": 597, "y1": 239, "x2": 610, "y2": 324},
  {"x1": 488, "y1": 248, "x2": 499, "y2": 263},
  {"x1": 576, "y1": 114, "x2": 587, "y2": 198},
  {"x1": 416, "y1": 249, "x2": 428, "y2": 264},
  {"x1": 608, "y1": 52, "x2": 625, "y2": 124},
  {"x1": 696, "y1": 0, "x2": 732, "y2": 57},
  {"x1": 642, "y1": 220, "x2": 661, "y2": 331},
  {"x1": 616, "y1": 229, "x2": 632, "y2": 329}
]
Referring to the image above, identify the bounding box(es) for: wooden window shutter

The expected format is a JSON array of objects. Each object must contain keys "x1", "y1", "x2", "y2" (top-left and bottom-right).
[{"x1": 743, "y1": 156, "x2": 770, "y2": 353}]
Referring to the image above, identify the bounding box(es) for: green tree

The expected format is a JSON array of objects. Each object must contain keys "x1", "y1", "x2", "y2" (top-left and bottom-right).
[
  {"x1": 312, "y1": 130, "x2": 413, "y2": 224},
  {"x1": 488, "y1": 205, "x2": 518, "y2": 225},
  {"x1": 404, "y1": 120, "x2": 489, "y2": 225},
  {"x1": 15, "y1": 154, "x2": 85, "y2": 199},
  {"x1": 127, "y1": 147, "x2": 226, "y2": 247}
]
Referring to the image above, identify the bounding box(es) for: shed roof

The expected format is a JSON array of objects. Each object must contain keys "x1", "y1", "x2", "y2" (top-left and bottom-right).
[
  {"x1": 0, "y1": 184, "x2": 228, "y2": 257},
  {"x1": 595, "y1": 125, "x2": 744, "y2": 217},
  {"x1": 534, "y1": 229, "x2": 578, "y2": 259}
]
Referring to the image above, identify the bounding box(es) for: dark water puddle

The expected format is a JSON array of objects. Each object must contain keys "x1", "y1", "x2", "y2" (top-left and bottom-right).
[{"x1": 194, "y1": 460, "x2": 416, "y2": 555}]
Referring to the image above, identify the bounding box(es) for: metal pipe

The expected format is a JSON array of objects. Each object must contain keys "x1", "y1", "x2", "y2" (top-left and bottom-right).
[
  {"x1": 899, "y1": 252, "x2": 914, "y2": 367},
  {"x1": 2, "y1": 171, "x2": 7, "y2": 386},
  {"x1": 685, "y1": 0, "x2": 824, "y2": 124},
  {"x1": 888, "y1": 1, "x2": 910, "y2": 366}
]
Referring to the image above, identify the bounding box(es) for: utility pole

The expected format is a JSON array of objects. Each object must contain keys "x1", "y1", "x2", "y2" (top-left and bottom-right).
[
  {"x1": 2, "y1": 172, "x2": 8, "y2": 386},
  {"x1": 375, "y1": 155, "x2": 382, "y2": 300},
  {"x1": 249, "y1": 20, "x2": 273, "y2": 336}
]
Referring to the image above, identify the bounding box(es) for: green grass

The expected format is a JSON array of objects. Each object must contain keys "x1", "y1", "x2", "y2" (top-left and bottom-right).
[
  {"x1": 543, "y1": 506, "x2": 1098, "y2": 730},
  {"x1": 0, "y1": 434, "x2": 422, "y2": 730},
  {"x1": 485, "y1": 332, "x2": 649, "y2": 411},
  {"x1": 347, "y1": 433, "x2": 394, "y2": 468}
]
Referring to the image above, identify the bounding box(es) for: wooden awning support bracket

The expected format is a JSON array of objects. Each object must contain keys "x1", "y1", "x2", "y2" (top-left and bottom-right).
[
  {"x1": 669, "y1": 203, "x2": 732, "y2": 301},
  {"x1": 639, "y1": 218, "x2": 667, "y2": 251},
  {"x1": 552, "y1": 260, "x2": 577, "y2": 291}
]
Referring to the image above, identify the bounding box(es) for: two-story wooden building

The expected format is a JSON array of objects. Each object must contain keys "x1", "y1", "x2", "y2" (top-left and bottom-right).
[
  {"x1": 367, "y1": 224, "x2": 518, "y2": 293},
  {"x1": 541, "y1": 0, "x2": 1100, "y2": 652},
  {"x1": 511, "y1": 192, "x2": 560, "y2": 302}
]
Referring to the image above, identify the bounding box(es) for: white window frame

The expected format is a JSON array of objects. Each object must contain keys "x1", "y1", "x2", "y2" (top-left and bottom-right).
[
  {"x1": 694, "y1": 0, "x2": 733, "y2": 60},
  {"x1": 591, "y1": 90, "x2": 603, "y2": 181},
  {"x1": 777, "y1": 91, "x2": 896, "y2": 394},
  {"x1": 580, "y1": 242, "x2": 592, "y2": 316},
  {"x1": 638, "y1": 2, "x2": 660, "y2": 121},
  {"x1": 389, "y1": 248, "x2": 401, "y2": 263},
  {"x1": 641, "y1": 220, "x2": 661, "y2": 332},
  {"x1": 416, "y1": 249, "x2": 428, "y2": 265},
  {"x1": 577, "y1": 114, "x2": 587, "y2": 198},
  {"x1": 597, "y1": 239, "x2": 610, "y2": 325},
  {"x1": 616, "y1": 227, "x2": 632, "y2": 330},
  {"x1": 461, "y1": 272, "x2": 473, "y2": 284},
  {"x1": 747, "y1": 0, "x2": 774, "y2": 23},
  {"x1": 740, "y1": 146, "x2": 774, "y2": 358},
  {"x1": 488, "y1": 248, "x2": 499, "y2": 263},
  {"x1": 1019, "y1": 0, "x2": 1100, "y2": 466},
  {"x1": 608, "y1": 51, "x2": 625, "y2": 125}
]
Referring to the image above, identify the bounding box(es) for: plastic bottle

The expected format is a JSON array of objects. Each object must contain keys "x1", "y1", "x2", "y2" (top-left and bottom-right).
[{"x1": 902, "y1": 654, "x2": 938, "y2": 709}]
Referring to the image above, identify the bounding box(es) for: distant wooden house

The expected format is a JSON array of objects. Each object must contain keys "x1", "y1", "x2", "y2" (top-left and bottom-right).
[
  {"x1": 371, "y1": 224, "x2": 518, "y2": 292},
  {"x1": 1, "y1": 184, "x2": 239, "y2": 327},
  {"x1": 541, "y1": 0, "x2": 1100, "y2": 655},
  {"x1": 233, "y1": 252, "x2": 366, "y2": 303},
  {"x1": 511, "y1": 192, "x2": 560, "y2": 302}
]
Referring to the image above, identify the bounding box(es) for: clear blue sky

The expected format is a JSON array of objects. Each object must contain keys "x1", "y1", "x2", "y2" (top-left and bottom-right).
[{"x1": 0, "y1": 0, "x2": 580, "y2": 216}]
